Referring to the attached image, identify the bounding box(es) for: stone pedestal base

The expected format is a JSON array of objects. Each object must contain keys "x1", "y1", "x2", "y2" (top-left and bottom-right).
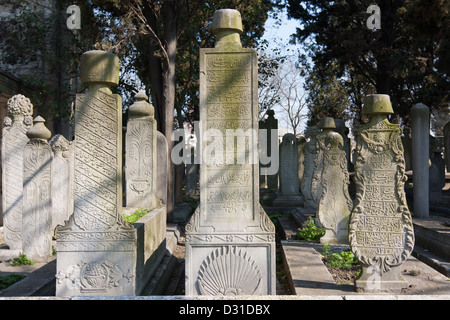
[
  {"x1": 355, "y1": 265, "x2": 408, "y2": 293},
  {"x1": 272, "y1": 194, "x2": 304, "y2": 207}
]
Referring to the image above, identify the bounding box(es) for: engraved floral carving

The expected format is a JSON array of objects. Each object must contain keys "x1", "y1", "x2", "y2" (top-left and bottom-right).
[
  {"x1": 197, "y1": 246, "x2": 262, "y2": 296},
  {"x1": 349, "y1": 118, "x2": 415, "y2": 274}
]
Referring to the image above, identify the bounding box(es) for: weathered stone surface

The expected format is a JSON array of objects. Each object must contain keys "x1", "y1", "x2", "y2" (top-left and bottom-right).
[
  {"x1": 50, "y1": 134, "x2": 73, "y2": 232},
  {"x1": 311, "y1": 117, "x2": 336, "y2": 210},
  {"x1": 156, "y1": 131, "x2": 168, "y2": 205},
  {"x1": 444, "y1": 121, "x2": 450, "y2": 172},
  {"x1": 273, "y1": 133, "x2": 303, "y2": 207},
  {"x1": 411, "y1": 103, "x2": 430, "y2": 218},
  {"x1": 22, "y1": 116, "x2": 53, "y2": 263},
  {"x1": 317, "y1": 131, "x2": 352, "y2": 244},
  {"x1": 301, "y1": 126, "x2": 320, "y2": 211},
  {"x1": 349, "y1": 94, "x2": 415, "y2": 292},
  {"x1": 56, "y1": 50, "x2": 137, "y2": 296},
  {"x1": 125, "y1": 90, "x2": 159, "y2": 209},
  {"x1": 1, "y1": 94, "x2": 33, "y2": 250},
  {"x1": 185, "y1": 9, "x2": 276, "y2": 296}
]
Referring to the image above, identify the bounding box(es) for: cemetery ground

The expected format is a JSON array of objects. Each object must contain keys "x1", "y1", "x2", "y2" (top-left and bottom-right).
[{"x1": 0, "y1": 188, "x2": 449, "y2": 299}]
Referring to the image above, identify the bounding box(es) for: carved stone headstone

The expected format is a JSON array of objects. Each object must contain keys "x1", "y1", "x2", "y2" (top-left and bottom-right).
[
  {"x1": 297, "y1": 135, "x2": 306, "y2": 190},
  {"x1": 185, "y1": 9, "x2": 276, "y2": 296},
  {"x1": 1, "y1": 94, "x2": 33, "y2": 250},
  {"x1": 317, "y1": 131, "x2": 352, "y2": 244},
  {"x1": 22, "y1": 116, "x2": 53, "y2": 262},
  {"x1": 259, "y1": 110, "x2": 278, "y2": 190},
  {"x1": 273, "y1": 133, "x2": 303, "y2": 207},
  {"x1": 156, "y1": 131, "x2": 168, "y2": 205},
  {"x1": 50, "y1": 134, "x2": 73, "y2": 232},
  {"x1": 311, "y1": 117, "x2": 336, "y2": 210},
  {"x1": 444, "y1": 121, "x2": 450, "y2": 172},
  {"x1": 56, "y1": 50, "x2": 137, "y2": 296},
  {"x1": 301, "y1": 126, "x2": 320, "y2": 212},
  {"x1": 125, "y1": 90, "x2": 159, "y2": 209},
  {"x1": 411, "y1": 103, "x2": 429, "y2": 218},
  {"x1": 349, "y1": 94, "x2": 415, "y2": 292}
]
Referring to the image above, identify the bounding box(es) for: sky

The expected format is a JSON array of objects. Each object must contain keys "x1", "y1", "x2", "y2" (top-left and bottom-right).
[{"x1": 260, "y1": 10, "x2": 309, "y2": 137}]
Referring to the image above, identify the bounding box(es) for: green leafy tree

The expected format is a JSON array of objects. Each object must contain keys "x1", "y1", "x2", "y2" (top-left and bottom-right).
[{"x1": 284, "y1": 0, "x2": 449, "y2": 126}]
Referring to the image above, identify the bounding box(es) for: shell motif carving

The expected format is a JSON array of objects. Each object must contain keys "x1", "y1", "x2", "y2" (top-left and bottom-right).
[{"x1": 197, "y1": 246, "x2": 262, "y2": 296}]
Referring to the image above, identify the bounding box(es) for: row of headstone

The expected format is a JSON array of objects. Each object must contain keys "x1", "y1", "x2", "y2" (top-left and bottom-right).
[
  {"x1": 2, "y1": 95, "x2": 73, "y2": 257},
  {"x1": 1, "y1": 51, "x2": 169, "y2": 296}
]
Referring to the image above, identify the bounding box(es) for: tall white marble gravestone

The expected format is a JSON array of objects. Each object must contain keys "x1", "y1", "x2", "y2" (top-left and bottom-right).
[
  {"x1": 185, "y1": 9, "x2": 276, "y2": 296},
  {"x1": 56, "y1": 50, "x2": 137, "y2": 296},
  {"x1": 273, "y1": 133, "x2": 303, "y2": 207},
  {"x1": 317, "y1": 131, "x2": 352, "y2": 244},
  {"x1": 125, "y1": 90, "x2": 160, "y2": 209},
  {"x1": 349, "y1": 94, "x2": 415, "y2": 292},
  {"x1": 22, "y1": 116, "x2": 53, "y2": 262},
  {"x1": 311, "y1": 117, "x2": 336, "y2": 211},
  {"x1": 50, "y1": 134, "x2": 73, "y2": 232},
  {"x1": 301, "y1": 126, "x2": 320, "y2": 212},
  {"x1": 2, "y1": 94, "x2": 33, "y2": 250},
  {"x1": 411, "y1": 103, "x2": 430, "y2": 218}
]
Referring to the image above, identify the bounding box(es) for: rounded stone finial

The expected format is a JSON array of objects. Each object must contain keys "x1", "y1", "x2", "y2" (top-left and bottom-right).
[
  {"x1": 80, "y1": 50, "x2": 119, "y2": 88},
  {"x1": 26, "y1": 116, "x2": 52, "y2": 141},
  {"x1": 362, "y1": 94, "x2": 394, "y2": 115},
  {"x1": 211, "y1": 9, "x2": 243, "y2": 34},
  {"x1": 318, "y1": 117, "x2": 336, "y2": 129},
  {"x1": 128, "y1": 90, "x2": 154, "y2": 117}
]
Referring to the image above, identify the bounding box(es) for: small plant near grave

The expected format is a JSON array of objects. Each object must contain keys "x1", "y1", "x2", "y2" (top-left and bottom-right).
[
  {"x1": 268, "y1": 212, "x2": 290, "y2": 230},
  {"x1": 0, "y1": 274, "x2": 26, "y2": 290},
  {"x1": 10, "y1": 254, "x2": 34, "y2": 266},
  {"x1": 296, "y1": 218, "x2": 325, "y2": 241},
  {"x1": 123, "y1": 207, "x2": 151, "y2": 224},
  {"x1": 320, "y1": 244, "x2": 360, "y2": 284}
]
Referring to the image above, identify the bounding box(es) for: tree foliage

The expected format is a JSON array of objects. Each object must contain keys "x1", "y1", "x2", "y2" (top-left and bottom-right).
[{"x1": 285, "y1": 0, "x2": 449, "y2": 127}]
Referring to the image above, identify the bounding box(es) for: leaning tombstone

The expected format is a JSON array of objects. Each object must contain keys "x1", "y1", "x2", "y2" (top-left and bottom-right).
[
  {"x1": 444, "y1": 121, "x2": 450, "y2": 172},
  {"x1": 311, "y1": 117, "x2": 336, "y2": 210},
  {"x1": 411, "y1": 103, "x2": 430, "y2": 218},
  {"x1": 22, "y1": 116, "x2": 53, "y2": 263},
  {"x1": 50, "y1": 134, "x2": 73, "y2": 232},
  {"x1": 125, "y1": 90, "x2": 160, "y2": 209},
  {"x1": 349, "y1": 94, "x2": 415, "y2": 292},
  {"x1": 273, "y1": 133, "x2": 303, "y2": 207},
  {"x1": 301, "y1": 126, "x2": 320, "y2": 212},
  {"x1": 317, "y1": 131, "x2": 352, "y2": 244},
  {"x1": 185, "y1": 9, "x2": 276, "y2": 296},
  {"x1": 56, "y1": 50, "x2": 137, "y2": 296},
  {"x1": 1, "y1": 94, "x2": 33, "y2": 250}
]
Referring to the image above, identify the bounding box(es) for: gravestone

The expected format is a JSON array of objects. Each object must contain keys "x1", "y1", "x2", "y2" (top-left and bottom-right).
[
  {"x1": 50, "y1": 134, "x2": 73, "y2": 232},
  {"x1": 186, "y1": 147, "x2": 198, "y2": 198},
  {"x1": 273, "y1": 133, "x2": 303, "y2": 207},
  {"x1": 56, "y1": 50, "x2": 137, "y2": 296},
  {"x1": 297, "y1": 135, "x2": 306, "y2": 191},
  {"x1": 411, "y1": 103, "x2": 430, "y2": 218},
  {"x1": 22, "y1": 116, "x2": 53, "y2": 262},
  {"x1": 444, "y1": 121, "x2": 449, "y2": 172},
  {"x1": 259, "y1": 110, "x2": 278, "y2": 190},
  {"x1": 185, "y1": 9, "x2": 276, "y2": 296},
  {"x1": 334, "y1": 118, "x2": 351, "y2": 171},
  {"x1": 311, "y1": 117, "x2": 336, "y2": 210},
  {"x1": 301, "y1": 126, "x2": 320, "y2": 212},
  {"x1": 349, "y1": 94, "x2": 415, "y2": 292},
  {"x1": 156, "y1": 131, "x2": 168, "y2": 205},
  {"x1": 1, "y1": 94, "x2": 33, "y2": 250},
  {"x1": 125, "y1": 90, "x2": 159, "y2": 209},
  {"x1": 317, "y1": 131, "x2": 352, "y2": 244}
]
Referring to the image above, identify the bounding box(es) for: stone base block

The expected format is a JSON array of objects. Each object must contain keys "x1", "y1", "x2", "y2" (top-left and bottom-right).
[
  {"x1": 272, "y1": 194, "x2": 304, "y2": 207},
  {"x1": 55, "y1": 250, "x2": 137, "y2": 296},
  {"x1": 355, "y1": 265, "x2": 408, "y2": 293},
  {"x1": 185, "y1": 240, "x2": 276, "y2": 296}
]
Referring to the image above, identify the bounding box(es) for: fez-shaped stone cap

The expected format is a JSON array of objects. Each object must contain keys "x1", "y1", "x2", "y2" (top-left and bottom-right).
[
  {"x1": 80, "y1": 50, "x2": 119, "y2": 87},
  {"x1": 128, "y1": 90, "x2": 154, "y2": 117},
  {"x1": 26, "y1": 116, "x2": 52, "y2": 140},
  {"x1": 362, "y1": 94, "x2": 394, "y2": 115},
  {"x1": 318, "y1": 117, "x2": 336, "y2": 129},
  {"x1": 211, "y1": 9, "x2": 243, "y2": 34}
]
